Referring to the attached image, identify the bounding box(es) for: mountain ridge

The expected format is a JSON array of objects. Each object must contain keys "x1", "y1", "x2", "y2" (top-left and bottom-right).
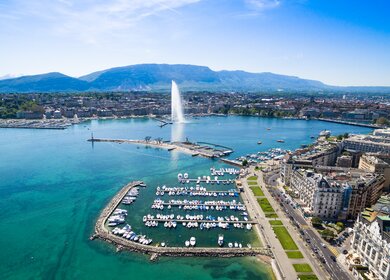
[{"x1": 0, "y1": 64, "x2": 389, "y2": 93}]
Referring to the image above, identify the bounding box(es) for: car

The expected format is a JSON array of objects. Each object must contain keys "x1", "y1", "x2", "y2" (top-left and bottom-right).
[
  {"x1": 330, "y1": 255, "x2": 337, "y2": 262},
  {"x1": 306, "y1": 238, "x2": 311, "y2": 243},
  {"x1": 321, "y1": 243, "x2": 326, "y2": 248},
  {"x1": 342, "y1": 249, "x2": 348, "y2": 255}
]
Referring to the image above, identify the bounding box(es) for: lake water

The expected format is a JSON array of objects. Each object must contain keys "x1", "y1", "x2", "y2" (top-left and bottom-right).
[{"x1": 0, "y1": 116, "x2": 372, "y2": 280}]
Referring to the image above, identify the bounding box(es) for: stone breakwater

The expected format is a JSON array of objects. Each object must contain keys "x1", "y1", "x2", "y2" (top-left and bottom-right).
[
  {"x1": 88, "y1": 138, "x2": 233, "y2": 159},
  {"x1": 92, "y1": 181, "x2": 272, "y2": 260}
]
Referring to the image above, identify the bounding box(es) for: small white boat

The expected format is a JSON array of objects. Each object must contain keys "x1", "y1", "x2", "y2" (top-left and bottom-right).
[
  {"x1": 190, "y1": 237, "x2": 196, "y2": 247},
  {"x1": 228, "y1": 242, "x2": 233, "y2": 248},
  {"x1": 218, "y1": 234, "x2": 224, "y2": 247},
  {"x1": 185, "y1": 240, "x2": 190, "y2": 247}
]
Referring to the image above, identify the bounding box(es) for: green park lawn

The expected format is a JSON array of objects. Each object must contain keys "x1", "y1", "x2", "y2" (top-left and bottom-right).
[
  {"x1": 247, "y1": 176, "x2": 258, "y2": 181},
  {"x1": 250, "y1": 186, "x2": 264, "y2": 196},
  {"x1": 248, "y1": 181, "x2": 258, "y2": 185},
  {"x1": 293, "y1": 263, "x2": 313, "y2": 273},
  {"x1": 257, "y1": 198, "x2": 275, "y2": 213},
  {"x1": 286, "y1": 251, "x2": 304, "y2": 259},
  {"x1": 269, "y1": 220, "x2": 283, "y2": 226},
  {"x1": 272, "y1": 226, "x2": 299, "y2": 250},
  {"x1": 296, "y1": 275, "x2": 318, "y2": 280}
]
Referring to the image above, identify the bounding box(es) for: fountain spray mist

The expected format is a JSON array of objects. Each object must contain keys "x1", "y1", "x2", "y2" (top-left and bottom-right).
[{"x1": 171, "y1": 80, "x2": 185, "y2": 123}]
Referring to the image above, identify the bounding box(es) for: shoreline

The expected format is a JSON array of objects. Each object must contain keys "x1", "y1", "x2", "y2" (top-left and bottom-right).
[{"x1": 1, "y1": 114, "x2": 383, "y2": 130}]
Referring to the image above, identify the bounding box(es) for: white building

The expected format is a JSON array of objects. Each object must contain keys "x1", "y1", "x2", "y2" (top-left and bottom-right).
[{"x1": 350, "y1": 210, "x2": 390, "y2": 280}]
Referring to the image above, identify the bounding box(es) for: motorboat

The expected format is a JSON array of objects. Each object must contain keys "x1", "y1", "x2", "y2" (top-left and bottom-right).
[
  {"x1": 218, "y1": 235, "x2": 224, "y2": 247},
  {"x1": 190, "y1": 237, "x2": 196, "y2": 247}
]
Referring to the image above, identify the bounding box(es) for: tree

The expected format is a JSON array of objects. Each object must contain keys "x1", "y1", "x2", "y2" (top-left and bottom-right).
[
  {"x1": 321, "y1": 229, "x2": 336, "y2": 241},
  {"x1": 336, "y1": 222, "x2": 344, "y2": 229},
  {"x1": 311, "y1": 217, "x2": 323, "y2": 228},
  {"x1": 242, "y1": 159, "x2": 248, "y2": 167},
  {"x1": 375, "y1": 117, "x2": 390, "y2": 126},
  {"x1": 144, "y1": 136, "x2": 152, "y2": 142}
]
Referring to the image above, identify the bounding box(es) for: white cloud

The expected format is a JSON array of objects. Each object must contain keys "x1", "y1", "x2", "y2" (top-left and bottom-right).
[
  {"x1": 245, "y1": 0, "x2": 281, "y2": 11},
  {"x1": 1, "y1": 0, "x2": 201, "y2": 44}
]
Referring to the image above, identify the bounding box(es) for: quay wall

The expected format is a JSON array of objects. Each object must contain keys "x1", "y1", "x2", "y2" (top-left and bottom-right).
[
  {"x1": 88, "y1": 138, "x2": 231, "y2": 159},
  {"x1": 92, "y1": 181, "x2": 272, "y2": 259}
]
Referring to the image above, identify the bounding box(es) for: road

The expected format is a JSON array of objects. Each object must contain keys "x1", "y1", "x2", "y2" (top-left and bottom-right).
[{"x1": 269, "y1": 186, "x2": 352, "y2": 280}]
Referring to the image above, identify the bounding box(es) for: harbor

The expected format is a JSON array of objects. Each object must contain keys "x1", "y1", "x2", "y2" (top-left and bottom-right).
[{"x1": 92, "y1": 180, "x2": 271, "y2": 259}]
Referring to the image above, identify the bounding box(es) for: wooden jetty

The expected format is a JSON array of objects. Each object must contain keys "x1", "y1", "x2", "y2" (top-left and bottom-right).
[{"x1": 92, "y1": 181, "x2": 272, "y2": 259}]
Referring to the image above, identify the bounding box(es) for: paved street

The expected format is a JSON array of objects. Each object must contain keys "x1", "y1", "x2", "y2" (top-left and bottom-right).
[{"x1": 269, "y1": 182, "x2": 353, "y2": 280}]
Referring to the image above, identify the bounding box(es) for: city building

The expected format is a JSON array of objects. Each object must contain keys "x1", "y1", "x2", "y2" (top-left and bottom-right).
[
  {"x1": 337, "y1": 155, "x2": 353, "y2": 168},
  {"x1": 289, "y1": 168, "x2": 385, "y2": 220},
  {"x1": 344, "y1": 134, "x2": 390, "y2": 154},
  {"x1": 359, "y1": 154, "x2": 390, "y2": 192},
  {"x1": 349, "y1": 209, "x2": 390, "y2": 280}
]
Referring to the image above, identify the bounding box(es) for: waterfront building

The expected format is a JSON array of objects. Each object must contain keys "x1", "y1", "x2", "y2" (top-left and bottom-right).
[
  {"x1": 289, "y1": 168, "x2": 385, "y2": 220},
  {"x1": 373, "y1": 128, "x2": 390, "y2": 138},
  {"x1": 281, "y1": 141, "x2": 341, "y2": 186},
  {"x1": 359, "y1": 154, "x2": 390, "y2": 192},
  {"x1": 344, "y1": 134, "x2": 390, "y2": 154},
  {"x1": 350, "y1": 209, "x2": 390, "y2": 280}
]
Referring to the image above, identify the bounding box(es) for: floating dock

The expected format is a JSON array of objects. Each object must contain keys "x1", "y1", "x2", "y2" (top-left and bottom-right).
[{"x1": 92, "y1": 181, "x2": 272, "y2": 259}]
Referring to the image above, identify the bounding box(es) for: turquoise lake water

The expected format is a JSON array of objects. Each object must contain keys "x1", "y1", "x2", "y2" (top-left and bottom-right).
[{"x1": 0, "y1": 116, "x2": 372, "y2": 280}]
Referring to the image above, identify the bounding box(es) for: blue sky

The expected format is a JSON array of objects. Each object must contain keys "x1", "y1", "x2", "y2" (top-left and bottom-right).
[{"x1": 0, "y1": 0, "x2": 389, "y2": 86}]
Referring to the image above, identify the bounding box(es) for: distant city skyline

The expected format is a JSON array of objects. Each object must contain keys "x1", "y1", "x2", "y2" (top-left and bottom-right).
[{"x1": 1, "y1": 0, "x2": 390, "y2": 86}]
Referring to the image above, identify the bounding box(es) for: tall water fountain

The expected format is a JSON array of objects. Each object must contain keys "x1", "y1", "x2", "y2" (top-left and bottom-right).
[{"x1": 171, "y1": 80, "x2": 185, "y2": 123}]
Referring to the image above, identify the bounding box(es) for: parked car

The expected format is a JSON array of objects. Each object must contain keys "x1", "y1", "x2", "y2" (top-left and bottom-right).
[{"x1": 330, "y1": 255, "x2": 337, "y2": 262}]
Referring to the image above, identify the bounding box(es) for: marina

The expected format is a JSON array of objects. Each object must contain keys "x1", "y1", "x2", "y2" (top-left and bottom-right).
[{"x1": 92, "y1": 180, "x2": 270, "y2": 259}]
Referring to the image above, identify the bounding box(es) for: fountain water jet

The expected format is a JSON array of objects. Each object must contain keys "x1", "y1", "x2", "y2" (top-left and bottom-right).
[{"x1": 171, "y1": 81, "x2": 185, "y2": 123}]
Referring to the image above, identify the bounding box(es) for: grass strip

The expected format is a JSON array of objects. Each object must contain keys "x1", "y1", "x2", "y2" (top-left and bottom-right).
[
  {"x1": 269, "y1": 220, "x2": 283, "y2": 226},
  {"x1": 293, "y1": 263, "x2": 313, "y2": 273},
  {"x1": 286, "y1": 251, "x2": 304, "y2": 259},
  {"x1": 257, "y1": 198, "x2": 275, "y2": 213},
  {"x1": 250, "y1": 186, "x2": 264, "y2": 196},
  {"x1": 273, "y1": 226, "x2": 298, "y2": 250}
]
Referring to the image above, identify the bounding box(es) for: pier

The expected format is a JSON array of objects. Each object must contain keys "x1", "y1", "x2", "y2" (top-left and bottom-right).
[
  {"x1": 179, "y1": 178, "x2": 235, "y2": 184},
  {"x1": 317, "y1": 118, "x2": 383, "y2": 128},
  {"x1": 88, "y1": 138, "x2": 234, "y2": 159},
  {"x1": 144, "y1": 218, "x2": 257, "y2": 224},
  {"x1": 92, "y1": 181, "x2": 272, "y2": 259}
]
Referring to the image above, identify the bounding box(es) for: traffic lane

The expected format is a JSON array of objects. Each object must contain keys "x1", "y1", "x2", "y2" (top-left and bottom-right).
[
  {"x1": 275, "y1": 192, "x2": 352, "y2": 279},
  {"x1": 300, "y1": 224, "x2": 351, "y2": 279}
]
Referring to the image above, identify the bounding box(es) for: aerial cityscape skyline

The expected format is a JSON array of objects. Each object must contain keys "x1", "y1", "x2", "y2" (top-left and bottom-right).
[{"x1": 1, "y1": 0, "x2": 390, "y2": 86}]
